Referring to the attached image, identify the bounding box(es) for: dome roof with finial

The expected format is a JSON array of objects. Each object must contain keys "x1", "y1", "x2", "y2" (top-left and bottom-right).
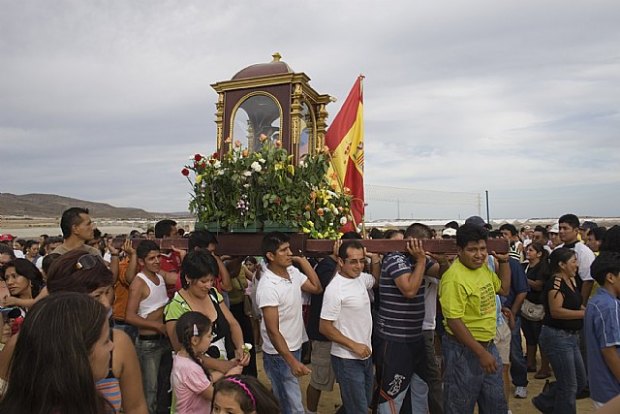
[{"x1": 231, "y1": 52, "x2": 293, "y2": 80}]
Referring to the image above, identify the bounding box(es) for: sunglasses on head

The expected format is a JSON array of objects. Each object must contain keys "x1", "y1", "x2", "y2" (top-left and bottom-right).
[{"x1": 75, "y1": 254, "x2": 104, "y2": 271}]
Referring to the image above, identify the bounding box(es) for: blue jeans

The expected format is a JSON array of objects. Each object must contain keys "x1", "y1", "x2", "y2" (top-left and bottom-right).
[
  {"x1": 442, "y1": 335, "x2": 507, "y2": 414},
  {"x1": 539, "y1": 326, "x2": 587, "y2": 414},
  {"x1": 113, "y1": 321, "x2": 138, "y2": 343},
  {"x1": 410, "y1": 373, "x2": 429, "y2": 413},
  {"x1": 262, "y1": 350, "x2": 305, "y2": 414},
  {"x1": 135, "y1": 336, "x2": 170, "y2": 414},
  {"x1": 510, "y1": 316, "x2": 528, "y2": 387},
  {"x1": 331, "y1": 355, "x2": 373, "y2": 414}
]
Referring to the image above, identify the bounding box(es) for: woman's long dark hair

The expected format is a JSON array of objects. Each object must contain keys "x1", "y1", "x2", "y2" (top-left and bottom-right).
[
  {"x1": 527, "y1": 242, "x2": 551, "y2": 281},
  {"x1": 549, "y1": 247, "x2": 576, "y2": 275},
  {"x1": 0, "y1": 258, "x2": 44, "y2": 298},
  {"x1": 0, "y1": 292, "x2": 111, "y2": 414},
  {"x1": 46, "y1": 249, "x2": 113, "y2": 294},
  {"x1": 180, "y1": 250, "x2": 219, "y2": 289}
]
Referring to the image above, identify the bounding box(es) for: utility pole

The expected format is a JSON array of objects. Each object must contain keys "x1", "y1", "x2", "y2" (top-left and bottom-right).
[{"x1": 485, "y1": 190, "x2": 490, "y2": 225}]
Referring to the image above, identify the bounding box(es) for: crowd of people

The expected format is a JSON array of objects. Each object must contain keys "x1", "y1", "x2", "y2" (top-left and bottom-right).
[{"x1": 0, "y1": 207, "x2": 619, "y2": 414}]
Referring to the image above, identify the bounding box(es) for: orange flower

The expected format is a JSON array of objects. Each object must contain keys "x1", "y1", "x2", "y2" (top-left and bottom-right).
[
  {"x1": 259, "y1": 133, "x2": 268, "y2": 142},
  {"x1": 309, "y1": 191, "x2": 316, "y2": 200},
  {"x1": 242, "y1": 149, "x2": 249, "y2": 157},
  {"x1": 317, "y1": 208, "x2": 324, "y2": 216},
  {"x1": 275, "y1": 140, "x2": 282, "y2": 148}
]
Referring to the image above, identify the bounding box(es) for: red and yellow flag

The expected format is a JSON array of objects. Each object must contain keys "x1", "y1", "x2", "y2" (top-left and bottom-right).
[{"x1": 325, "y1": 76, "x2": 364, "y2": 231}]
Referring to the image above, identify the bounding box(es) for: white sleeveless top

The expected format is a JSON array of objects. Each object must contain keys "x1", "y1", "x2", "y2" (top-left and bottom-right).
[{"x1": 136, "y1": 272, "x2": 169, "y2": 318}]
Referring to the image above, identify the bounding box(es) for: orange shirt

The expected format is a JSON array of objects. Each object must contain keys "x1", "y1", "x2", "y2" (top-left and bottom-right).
[{"x1": 113, "y1": 258, "x2": 131, "y2": 321}]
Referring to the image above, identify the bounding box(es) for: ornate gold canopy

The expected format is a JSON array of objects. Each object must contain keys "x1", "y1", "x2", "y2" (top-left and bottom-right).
[{"x1": 211, "y1": 53, "x2": 332, "y2": 161}]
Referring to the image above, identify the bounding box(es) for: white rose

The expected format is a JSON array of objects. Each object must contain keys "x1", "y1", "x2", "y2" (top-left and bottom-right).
[
  {"x1": 340, "y1": 216, "x2": 348, "y2": 225},
  {"x1": 251, "y1": 161, "x2": 262, "y2": 172},
  {"x1": 259, "y1": 158, "x2": 266, "y2": 164},
  {"x1": 243, "y1": 171, "x2": 252, "y2": 177},
  {"x1": 213, "y1": 160, "x2": 221, "y2": 169}
]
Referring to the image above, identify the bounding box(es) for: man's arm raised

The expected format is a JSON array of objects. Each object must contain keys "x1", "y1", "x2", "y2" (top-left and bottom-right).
[{"x1": 296, "y1": 256, "x2": 322, "y2": 295}]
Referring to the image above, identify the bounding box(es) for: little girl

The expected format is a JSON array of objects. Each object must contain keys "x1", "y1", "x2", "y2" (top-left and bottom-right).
[
  {"x1": 171, "y1": 312, "x2": 243, "y2": 414},
  {"x1": 212, "y1": 375, "x2": 280, "y2": 414}
]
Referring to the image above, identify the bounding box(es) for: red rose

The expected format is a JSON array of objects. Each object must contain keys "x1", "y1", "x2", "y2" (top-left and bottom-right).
[
  {"x1": 181, "y1": 168, "x2": 190, "y2": 176},
  {"x1": 212, "y1": 152, "x2": 220, "y2": 160},
  {"x1": 194, "y1": 154, "x2": 202, "y2": 161}
]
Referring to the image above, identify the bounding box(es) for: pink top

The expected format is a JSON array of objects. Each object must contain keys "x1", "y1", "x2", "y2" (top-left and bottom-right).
[{"x1": 171, "y1": 354, "x2": 212, "y2": 414}]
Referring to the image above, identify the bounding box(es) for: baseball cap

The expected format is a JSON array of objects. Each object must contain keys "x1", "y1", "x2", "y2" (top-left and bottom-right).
[
  {"x1": 442, "y1": 228, "x2": 457, "y2": 237},
  {"x1": 549, "y1": 224, "x2": 560, "y2": 234},
  {"x1": 0, "y1": 234, "x2": 14, "y2": 242},
  {"x1": 580, "y1": 221, "x2": 598, "y2": 231},
  {"x1": 464, "y1": 216, "x2": 486, "y2": 227}
]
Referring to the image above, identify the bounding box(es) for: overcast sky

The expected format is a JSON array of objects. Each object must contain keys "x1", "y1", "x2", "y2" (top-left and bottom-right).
[{"x1": 2, "y1": 1, "x2": 619, "y2": 221}]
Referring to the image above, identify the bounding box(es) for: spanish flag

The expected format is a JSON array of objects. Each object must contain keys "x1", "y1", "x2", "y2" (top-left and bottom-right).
[{"x1": 325, "y1": 76, "x2": 364, "y2": 231}]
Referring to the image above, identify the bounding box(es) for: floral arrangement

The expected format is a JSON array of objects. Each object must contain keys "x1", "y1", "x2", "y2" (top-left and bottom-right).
[{"x1": 182, "y1": 135, "x2": 352, "y2": 239}]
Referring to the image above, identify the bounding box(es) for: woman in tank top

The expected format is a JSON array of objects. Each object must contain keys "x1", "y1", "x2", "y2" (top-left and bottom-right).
[{"x1": 536, "y1": 248, "x2": 587, "y2": 414}]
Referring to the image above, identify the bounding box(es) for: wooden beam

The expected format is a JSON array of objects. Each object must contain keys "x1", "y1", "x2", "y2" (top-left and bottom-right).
[{"x1": 114, "y1": 235, "x2": 509, "y2": 256}]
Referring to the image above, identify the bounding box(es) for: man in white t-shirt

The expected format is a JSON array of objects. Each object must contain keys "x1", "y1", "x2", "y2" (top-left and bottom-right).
[
  {"x1": 320, "y1": 240, "x2": 378, "y2": 413},
  {"x1": 256, "y1": 232, "x2": 322, "y2": 414}
]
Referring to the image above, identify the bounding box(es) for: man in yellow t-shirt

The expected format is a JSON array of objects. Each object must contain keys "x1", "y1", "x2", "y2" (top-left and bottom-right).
[{"x1": 439, "y1": 222, "x2": 511, "y2": 414}]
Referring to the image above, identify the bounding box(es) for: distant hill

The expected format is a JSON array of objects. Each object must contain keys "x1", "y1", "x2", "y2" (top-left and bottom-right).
[{"x1": 0, "y1": 193, "x2": 182, "y2": 219}]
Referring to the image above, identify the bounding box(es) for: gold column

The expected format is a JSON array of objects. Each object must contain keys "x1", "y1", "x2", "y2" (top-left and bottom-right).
[
  {"x1": 215, "y1": 93, "x2": 225, "y2": 149},
  {"x1": 290, "y1": 83, "x2": 303, "y2": 160}
]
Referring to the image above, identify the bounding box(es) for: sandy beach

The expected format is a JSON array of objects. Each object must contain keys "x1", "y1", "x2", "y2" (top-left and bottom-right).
[{"x1": 0, "y1": 217, "x2": 196, "y2": 238}]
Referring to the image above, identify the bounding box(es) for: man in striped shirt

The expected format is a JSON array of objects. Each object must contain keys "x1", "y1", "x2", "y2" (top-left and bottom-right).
[{"x1": 375, "y1": 223, "x2": 442, "y2": 414}]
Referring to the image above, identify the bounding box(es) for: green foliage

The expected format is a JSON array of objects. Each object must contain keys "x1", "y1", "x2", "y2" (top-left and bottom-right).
[{"x1": 182, "y1": 137, "x2": 352, "y2": 238}]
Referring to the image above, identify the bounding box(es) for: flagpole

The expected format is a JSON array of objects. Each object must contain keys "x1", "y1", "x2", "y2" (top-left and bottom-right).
[{"x1": 358, "y1": 75, "x2": 366, "y2": 238}]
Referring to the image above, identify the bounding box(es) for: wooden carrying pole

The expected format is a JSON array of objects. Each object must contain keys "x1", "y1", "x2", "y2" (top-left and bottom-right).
[{"x1": 116, "y1": 235, "x2": 509, "y2": 257}]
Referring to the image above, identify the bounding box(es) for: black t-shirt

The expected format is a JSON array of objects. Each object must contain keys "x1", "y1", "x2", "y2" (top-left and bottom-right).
[
  {"x1": 306, "y1": 256, "x2": 337, "y2": 341},
  {"x1": 542, "y1": 275, "x2": 583, "y2": 331},
  {"x1": 524, "y1": 262, "x2": 547, "y2": 304}
]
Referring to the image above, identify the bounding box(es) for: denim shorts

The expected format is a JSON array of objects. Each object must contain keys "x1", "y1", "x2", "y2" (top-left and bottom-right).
[{"x1": 309, "y1": 340, "x2": 336, "y2": 391}]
